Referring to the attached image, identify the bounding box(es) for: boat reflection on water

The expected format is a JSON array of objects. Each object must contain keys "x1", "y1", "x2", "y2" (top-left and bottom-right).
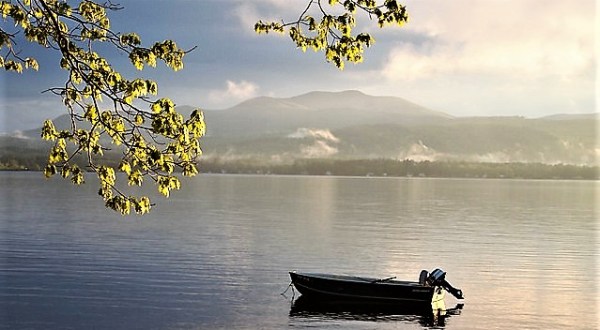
[{"x1": 289, "y1": 295, "x2": 463, "y2": 327}]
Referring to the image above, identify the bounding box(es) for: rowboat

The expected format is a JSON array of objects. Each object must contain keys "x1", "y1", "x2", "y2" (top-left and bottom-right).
[{"x1": 288, "y1": 268, "x2": 463, "y2": 304}]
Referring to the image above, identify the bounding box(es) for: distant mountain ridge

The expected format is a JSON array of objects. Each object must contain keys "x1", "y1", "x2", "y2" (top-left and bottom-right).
[
  {"x1": 540, "y1": 113, "x2": 599, "y2": 121},
  {"x1": 3, "y1": 90, "x2": 598, "y2": 166},
  {"x1": 195, "y1": 91, "x2": 597, "y2": 165},
  {"x1": 200, "y1": 90, "x2": 453, "y2": 137}
]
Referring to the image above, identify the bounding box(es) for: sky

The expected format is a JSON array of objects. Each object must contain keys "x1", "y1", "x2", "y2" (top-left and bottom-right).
[{"x1": 0, "y1": 0, "x2": 597, "y2": 132}]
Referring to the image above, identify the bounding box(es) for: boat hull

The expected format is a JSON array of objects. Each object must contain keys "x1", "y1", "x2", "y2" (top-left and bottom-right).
[
  {"x1": 289, "y1": 295, "x2": 463, "y2": 327},
  {"x1": 289, "y1": 271, "x2": 439, "y2": 303}
]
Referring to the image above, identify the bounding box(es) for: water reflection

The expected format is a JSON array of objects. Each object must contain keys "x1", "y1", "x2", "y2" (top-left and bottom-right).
[
  {"x1": 1, "y1": 173, "x2": 595, "y2": 329},
  {"x1": 289, "y1": 295, "x2": 463, "y2": 327}
]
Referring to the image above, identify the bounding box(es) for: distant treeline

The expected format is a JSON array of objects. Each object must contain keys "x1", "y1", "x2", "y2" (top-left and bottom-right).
[
  {"x1": 1, "y1": 155, "x2": 598, "y2": 180},
  {"x1": 199, "y1": 158, "x2": 599, "y2": 180}
]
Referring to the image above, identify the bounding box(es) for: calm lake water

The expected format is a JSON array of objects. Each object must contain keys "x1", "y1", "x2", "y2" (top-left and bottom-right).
[{"x1": 0, "y1": 172, "x2": 597, "y2": 329}]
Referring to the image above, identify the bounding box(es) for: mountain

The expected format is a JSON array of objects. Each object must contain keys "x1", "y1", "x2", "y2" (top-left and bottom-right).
[
  {"x1": 540, "y1": 113, "x2": 599, "y2": 121},
  {"x1": 2, "y1": 91, "x2": 598, "y2": 167},
  {"x1": 201, "y1": 90, "x2": 453, "y2": 137},
  {"x1": 202, "y1": 118, "x2": 598, "y2": 165},
  {"x1": 196, "y1": 91, "x2": 597, "y2": 165}
]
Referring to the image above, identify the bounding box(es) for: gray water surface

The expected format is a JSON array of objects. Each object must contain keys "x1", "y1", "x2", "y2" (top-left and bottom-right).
[{"x1": 1, "y1": 173, "x2": 597, "y2": 329}]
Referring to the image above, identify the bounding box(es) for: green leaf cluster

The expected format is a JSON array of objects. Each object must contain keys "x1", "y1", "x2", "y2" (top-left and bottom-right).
[
  {"x1": 2, "y1": 0, "x2": 204, "y2": 215},
  {"x1": 255, "y1": 0, "x2": 408, "y2": 69},
  {"x1": 3, "y1": 0, "x2": 407, "y2": 215}
]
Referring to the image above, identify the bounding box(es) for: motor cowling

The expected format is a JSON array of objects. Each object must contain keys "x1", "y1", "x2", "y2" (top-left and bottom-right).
[{"x1": 426, "y1": 268, "x2": 464, "y2": 299}]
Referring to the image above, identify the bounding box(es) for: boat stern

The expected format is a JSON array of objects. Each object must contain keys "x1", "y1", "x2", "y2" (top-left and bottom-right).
[
  {"x1": 431, "y1": 286, "x2": 446, "y2": 303},
  {"x1": 426, "y1": 269, "x2": 464, "y2": 300}
]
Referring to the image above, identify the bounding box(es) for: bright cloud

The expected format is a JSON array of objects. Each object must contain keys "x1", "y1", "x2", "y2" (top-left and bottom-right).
[
  {"x1": 288, "y1": 128, "x2": 340, "y2": 143},
  {"x1": 208, "y1": 80, "x2": 260, "y2": 104},
  {"x1": 382, "y1": 0, "x2": 594, "y2": 82},
  {"x1": 288, "y1": 128, "x2": 341, "y2": 157}
]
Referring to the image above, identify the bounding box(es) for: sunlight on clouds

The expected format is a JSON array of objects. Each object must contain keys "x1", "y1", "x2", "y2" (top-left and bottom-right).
[
  {"x1": 208, "y1": 80, "x2": 260, "y2": 104},
  {"x1": 288, "y1": 128, "x2": 340, "y2": 142},
  {"x1": 383, "y1": 0, "x2": 594, "y2": 82},
  {"x1": 383, "y1": 40, "x2": 592, "y2": 82},
  {"x1": 222, "y1": 0, "x2": 594, "y2": 117}
]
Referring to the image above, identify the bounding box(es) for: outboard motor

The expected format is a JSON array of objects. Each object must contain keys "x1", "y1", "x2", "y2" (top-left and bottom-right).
[{"x1": 426, "y1": 268, "x2": 464, "y2": 299}]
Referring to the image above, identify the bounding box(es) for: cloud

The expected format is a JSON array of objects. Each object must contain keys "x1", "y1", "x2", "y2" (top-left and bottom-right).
[
  {"x1": 232, "y1": 2, "x2": 262, "y2": 31},
  {"x1": 381, "y1": 0, "x2": 594, "y2": 82},
  {"x1": 288, "y1": 128, "x2": 340, "y2": 158},
  {"x1": 208, "y1": 80, "x2": 260, "y2": 105},
  {"x1": 397, "y1": 140, "x2": 440, "y2": 162},
  {"x1": 300, "y1": 140, "x2": 339, "y2": 158},
  {"x1": 232, "y1": 0, "x2": 300, "y2": 32},
  {"x1": 2, "y1": 131, "x2": 30, "y2": 139},
  {"x1": 288, "y1": 128, "x2": 340, "y2": 143}
]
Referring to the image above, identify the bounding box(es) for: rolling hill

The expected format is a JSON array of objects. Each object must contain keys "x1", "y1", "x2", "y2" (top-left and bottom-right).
[
  {"x1": 2, "y1": 90, "x2": 598, "y2": 167},
  {"x1": 200, "y1": 90, "x2": 453, "y2": 137}
]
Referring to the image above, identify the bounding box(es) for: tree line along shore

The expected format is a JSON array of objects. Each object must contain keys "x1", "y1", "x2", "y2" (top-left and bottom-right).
[{"x1": 2, "y1": 157, "x2": 597, "y2": 180}]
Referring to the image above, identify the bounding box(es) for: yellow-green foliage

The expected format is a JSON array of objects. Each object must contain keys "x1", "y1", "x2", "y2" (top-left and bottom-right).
[
  {"x1": 2, "y1": 0, "x2": 405, "y2": 215},
  {"x1": 255, "y1": 0, "x2": 408, "y2": 69},
  {"x1": 1, "y1": 0, "x2": 204, "y2": 215}
]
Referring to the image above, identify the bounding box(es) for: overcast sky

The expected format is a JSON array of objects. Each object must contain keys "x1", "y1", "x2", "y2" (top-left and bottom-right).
[{"x1": 0, "y1": 0, "x2": 596, "y2": 132}]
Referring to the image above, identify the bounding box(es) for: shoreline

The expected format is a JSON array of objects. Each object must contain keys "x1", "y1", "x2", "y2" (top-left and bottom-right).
[{"x1": 2, "y1": 159, "x2": 598, "y2": 181}]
